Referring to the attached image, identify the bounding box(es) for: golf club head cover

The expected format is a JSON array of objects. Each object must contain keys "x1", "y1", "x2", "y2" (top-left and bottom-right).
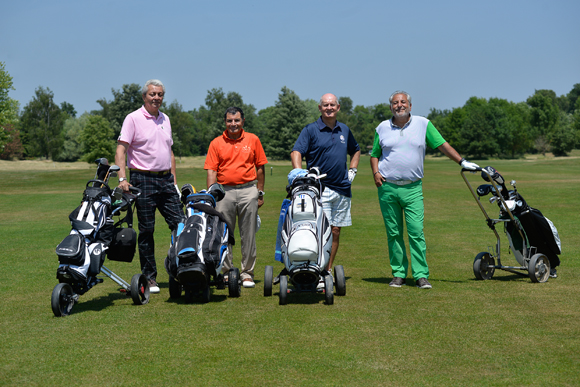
[{"x1": 288, "y1": 168, "x2": 308, "y2": 185}]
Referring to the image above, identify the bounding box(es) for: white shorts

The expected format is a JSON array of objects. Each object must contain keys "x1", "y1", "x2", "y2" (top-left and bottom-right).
[{"x1": 321, "y1": 187, "x2": 352, "y2": 227}]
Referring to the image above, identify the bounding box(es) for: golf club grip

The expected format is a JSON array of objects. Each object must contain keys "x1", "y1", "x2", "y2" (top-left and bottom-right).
[{"x1": 128, "y1": 186, "x2": 142, "y2": 195}]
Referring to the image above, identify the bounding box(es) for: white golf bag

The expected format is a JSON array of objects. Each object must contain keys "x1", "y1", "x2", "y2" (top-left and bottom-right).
[{"x1": 281, "y1": 168, "x2": 332, "y2": 287}]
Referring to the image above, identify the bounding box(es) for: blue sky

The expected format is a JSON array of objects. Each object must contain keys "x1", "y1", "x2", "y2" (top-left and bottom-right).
[{"x1": 2, "y1": 0, "x2": 579, "y2": 117}]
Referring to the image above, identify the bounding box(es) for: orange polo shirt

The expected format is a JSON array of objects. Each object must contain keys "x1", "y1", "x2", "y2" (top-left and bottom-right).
[{"x1": 204, "y1": 129, "x2": 268, "y2": 186}]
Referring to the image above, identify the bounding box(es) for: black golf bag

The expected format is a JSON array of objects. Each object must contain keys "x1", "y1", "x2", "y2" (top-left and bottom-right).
[
  {"x1": 478, "y1": 166, "x2": 561, "y2": 269},
  {"x1": 165, "y1": 184, "x2": 235, "y2": 301}
]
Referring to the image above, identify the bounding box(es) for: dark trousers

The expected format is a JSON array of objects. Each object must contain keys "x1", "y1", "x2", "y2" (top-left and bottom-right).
[{"x1": 131, "y1": 172, "x2": 184, "y2": 281}]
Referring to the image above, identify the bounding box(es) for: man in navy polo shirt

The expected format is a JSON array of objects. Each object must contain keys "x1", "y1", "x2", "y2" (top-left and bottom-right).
[{"x1": 291, "y1": 93, "x2": 361, "y2": 287}]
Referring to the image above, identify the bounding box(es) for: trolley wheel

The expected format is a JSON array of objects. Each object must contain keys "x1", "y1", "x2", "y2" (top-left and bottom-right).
[
  {"x1": 334, "y1": 265, "x2": 346, "y2": 296},
  {"x1": 264, "y1": 265, "x2": 273, "y2": 297},
  {"x1": 228, "y1": 267, "x2": 241, "y2": 297},
  {"x1": 130, "y1": 274, "x2": 150, "y2": 305},
  {"x1": 528, "y1": 253, "x2": 551, "y2": 283},
  {"x1": 51, "y1": 283, "x2": 75, "y2": 317},
  {"x1": 279, "y1": 275, "x2": 288, "y2": 305},
  {"x1": 324, "y1": 274, "x2": 334, "y2": 305},
  {"x1": 473, "y1": 252, "x2": 495, "y2": 280},
  {"x1": 168, "y1": 276, "x2": 182, "y2": 299},
  {"x1": 201, "y1": 285, "x2": 211, "y2": 303}
]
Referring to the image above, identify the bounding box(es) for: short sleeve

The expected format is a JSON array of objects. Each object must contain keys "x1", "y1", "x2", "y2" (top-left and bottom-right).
[{"x1": 426, "y1": 121, "x2": 446, "y2": 149}]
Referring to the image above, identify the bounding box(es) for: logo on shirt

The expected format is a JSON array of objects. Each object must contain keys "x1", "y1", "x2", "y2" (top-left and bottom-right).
[
  {"x1": 340, "y1": 135, "x2": 345, "y2": 144},
  {"x1": 242, "y1": 145, "x2": 251, "y2": 152}
]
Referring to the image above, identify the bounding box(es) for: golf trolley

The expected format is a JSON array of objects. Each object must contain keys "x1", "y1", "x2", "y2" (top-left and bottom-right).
[
  {"x1": 264, "y1": 168, "x2": 346, "y2": 305},
  {"x1": 462, "y1": 166, "x2": 561, "y2": 283},
  {"x1": 52, "y1": 158, "x2": 149, "y2": 317},
  {"x1": 165, "y1": 183, "x2": 240, "y2": 303}
]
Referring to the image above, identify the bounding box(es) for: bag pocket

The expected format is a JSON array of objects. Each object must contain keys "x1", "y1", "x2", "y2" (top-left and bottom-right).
[
  {"x1": 107, "y1": 227, "x2": 137, "y2": 263},
  {"x1": 56, "y1": 234, "x2": 85, "y2": 266}
]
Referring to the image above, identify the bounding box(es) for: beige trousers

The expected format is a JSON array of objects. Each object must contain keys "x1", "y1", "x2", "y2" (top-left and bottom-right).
[{"x1": 216, "y1": 182, "x2": 259, "y2": 280}]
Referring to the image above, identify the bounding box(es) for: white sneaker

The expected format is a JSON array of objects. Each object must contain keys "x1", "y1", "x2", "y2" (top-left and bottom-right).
[
  {"x1": 242, "y1": 278, "x2": 255, "y2": 288},
  {"x1": 148, "y1": 279, "x2": 160, "y2": 294},
  {"x1": 316, "y1": 277, "x2": 325, "y2": 290}
]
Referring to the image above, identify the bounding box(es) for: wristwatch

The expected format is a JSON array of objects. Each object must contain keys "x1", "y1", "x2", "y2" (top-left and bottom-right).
[
  {"x1": 119, "y1": 177, "x2": 127, "y2": 182},
  {"x1": 258, "y1": 190, "x2": 265, "y2": 197}
]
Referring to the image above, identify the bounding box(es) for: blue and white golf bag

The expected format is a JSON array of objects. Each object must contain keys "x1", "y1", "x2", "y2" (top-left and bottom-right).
[
  {"x1": 165, "y1": 185, "x2": 233, "y2": 287},
  {"x1": 281, "y1": 169, "x2": 333, "y2": 286}
]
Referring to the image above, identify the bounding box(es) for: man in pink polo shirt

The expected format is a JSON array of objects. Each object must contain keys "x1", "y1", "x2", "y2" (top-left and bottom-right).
[{"x1": 115, "y1": 79, "x2": 184, "y2": 294}]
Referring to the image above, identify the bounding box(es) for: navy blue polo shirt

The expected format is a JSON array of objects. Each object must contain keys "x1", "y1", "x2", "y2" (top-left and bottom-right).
[{"x1": 293, "y1": 117, "x2": 360, "y2": 197}]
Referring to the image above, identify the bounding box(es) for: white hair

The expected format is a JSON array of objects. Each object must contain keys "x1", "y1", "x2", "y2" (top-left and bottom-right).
[
  {"x1": 142, "y1": 79, "x2": 165, "y2": 95},
  {"x1": 389, "y1": 90, "x2": 412, "y2": 105}
]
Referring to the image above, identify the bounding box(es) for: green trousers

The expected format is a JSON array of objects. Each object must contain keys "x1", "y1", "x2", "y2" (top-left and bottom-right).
[{"x1": 377, "y1": 180, "x2": 429, "y2": 280}]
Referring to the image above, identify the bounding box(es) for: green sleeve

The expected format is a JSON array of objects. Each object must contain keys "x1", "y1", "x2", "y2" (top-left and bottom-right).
[
  {"x1": 370, "y1": 132, "x2": 382, "y2": 158},
  {"x1": 426, "y1": 121, "x2": 446, "y2": 149}
]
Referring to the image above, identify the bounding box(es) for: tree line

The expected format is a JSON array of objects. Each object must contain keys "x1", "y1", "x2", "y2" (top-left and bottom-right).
[{"x1": 1, "y1": 62, "x2": 579, "y2": 162}]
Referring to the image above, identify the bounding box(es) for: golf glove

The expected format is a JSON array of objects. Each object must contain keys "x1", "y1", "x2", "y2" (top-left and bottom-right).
[
  {"x1": 460, "y1": 159, "x2": 479, "y2": 171},
  {"x1": 348, "y1": 168, "x2": 357, "y2": 183}
]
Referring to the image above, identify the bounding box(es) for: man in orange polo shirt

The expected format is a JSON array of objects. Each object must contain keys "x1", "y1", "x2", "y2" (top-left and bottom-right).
[{"x1": 204, "y1": 107, "x2": 268, "y2": 288}]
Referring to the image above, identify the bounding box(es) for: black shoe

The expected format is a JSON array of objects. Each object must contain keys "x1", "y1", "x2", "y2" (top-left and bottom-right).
[
  {"x1": 389, "y1": 277, "x2": 406, "y2": 287},
  {"x1": 549, "y1": 268, "x2": 558, "y2": 278},
  {"x1": 415, "y1": 278, "x2": 432, "y2": 289}
]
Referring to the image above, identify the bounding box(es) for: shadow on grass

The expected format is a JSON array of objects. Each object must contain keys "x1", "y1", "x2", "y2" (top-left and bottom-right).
[
  {"x1": 164, "y1": 292, "x2": 229, "y2": 304},
  {"x1": 70, "y1": 290, "x2": 133, "y2": 314}
]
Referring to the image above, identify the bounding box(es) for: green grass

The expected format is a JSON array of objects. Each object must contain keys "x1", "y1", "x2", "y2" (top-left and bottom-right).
[{"x1": 1, "y1": 155, "x2": 579, "y2": 386}]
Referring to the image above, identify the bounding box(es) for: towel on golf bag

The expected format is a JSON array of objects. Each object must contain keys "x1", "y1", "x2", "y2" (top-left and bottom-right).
[{"x1": 275, "y1": 199, "x2": 292, "y2": 262}]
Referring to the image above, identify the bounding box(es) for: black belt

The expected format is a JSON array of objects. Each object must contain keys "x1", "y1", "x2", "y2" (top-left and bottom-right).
[{"x1": 130, "y1": 168, "x2": 171, "y2": 176}]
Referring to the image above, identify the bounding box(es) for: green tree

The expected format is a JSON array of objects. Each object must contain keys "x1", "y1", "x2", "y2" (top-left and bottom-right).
[
  {"x1": 503, "y1": 101, "x2": 533, "y2": 157},
  {"x1": 164, "y1": 100, "x2": 198, "y2": 158},
  {"x1": 191, "y1": 88, "x2": 257, "y2": 153},
  {"x1": 550, "y1": 110, "x2": 575, "y2": 156},
  {"x1": 304, "y1": 99, "x2": 320, "y2": 123},
  {"x1": 60, "y1": 101, "x2": 77, "y2": 118},
  {"x1": 19, "y1": 86, "x2": 67, "y2": 159},
  {"x1": 80, "y1": 115, "x2": 116, "y2": 163},
  {"x1": 566, "y1": 84, "x2": 580, "y2": 114},
  {"x1": 527, "y1": 90, "x2": 560, "y2": 154},
  {"x1": 54, "y1": 114, "x2": 90, "y2": 161},
  {"x1": 348, "y1": 103, "x2": 392, "y2": 152},
  {"x1": 0, "y1": 124, "x2": 24, "y2": 160},
  {"x1": 264, "y1": 86, "x2": 309, "y2": 160},
  {"x1": 457, "y1": 97, "x2": 501, "y2": 158},
  {"x1": 95, "y1": 83, "x2": 143, "y2": 137},
  {"x1": 0, "y1": 62, "x2": 20, "y2": 152},
  {"x1": 572, "y1": 98, "x2": 580, "y2": 147}
]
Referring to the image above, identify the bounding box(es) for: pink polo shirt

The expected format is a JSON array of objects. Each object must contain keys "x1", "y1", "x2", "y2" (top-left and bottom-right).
[{"x1": 118, "y1": 106, "x2": 173, "y2": 171}]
